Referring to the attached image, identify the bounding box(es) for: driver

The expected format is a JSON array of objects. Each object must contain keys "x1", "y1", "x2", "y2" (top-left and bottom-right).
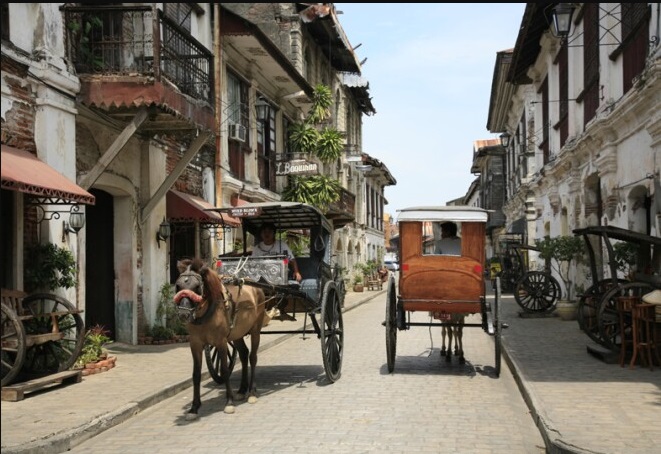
[{"x1": 252, "y1": 222, "x2": 302, "y2": 282}]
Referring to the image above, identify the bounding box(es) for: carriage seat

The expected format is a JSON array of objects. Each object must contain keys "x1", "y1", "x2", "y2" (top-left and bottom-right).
[{"x1": 296, "y1": 257, "x2": 321, "y2": 301}]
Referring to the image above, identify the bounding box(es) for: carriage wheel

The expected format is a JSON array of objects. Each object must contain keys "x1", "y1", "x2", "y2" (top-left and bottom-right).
[
  {"x1": 514, "y1": 271, "x2": 560, "y2": 312},
  {"x1": 1, "y1": 302, "x2": 26, "y2": 387},
  {"x1": 597, "y1": 281, "x2": 654, "y2": 352},
  {"x1": 204, "y1": 343, "x2": 238, "y2": 384},
  {"x1": 20, "y1": 293, "x2": 85, "y2": 378},
  {"x1": 320, "y1": 281, "x2": 343, "y2": 383},
  {"x1": 494, "y1": 277, "x2": 502, "y2": 378},
  {"x1": 578, "y1": 279, "x2": 628, "y2": 347},
  {"x1": 385, "y1": 277, "x2": 397, "y2": 373}
]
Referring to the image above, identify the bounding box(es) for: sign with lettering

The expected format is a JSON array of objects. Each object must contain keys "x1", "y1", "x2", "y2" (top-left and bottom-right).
[
  {"x1": 275, "y1": 159, "x2": 319, "y2": 176},
  {"x1": 229, "y1": 207, "x2": 262, "y2": 217}
]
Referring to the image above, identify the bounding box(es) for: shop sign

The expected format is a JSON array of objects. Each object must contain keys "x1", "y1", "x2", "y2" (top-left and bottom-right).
[{"x1": 275, "y1": 159, "x2": 319, "y2": 176}]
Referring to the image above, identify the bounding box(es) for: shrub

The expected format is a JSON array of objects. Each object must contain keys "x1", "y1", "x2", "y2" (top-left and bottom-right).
[
  {"x1": 75, "y1": 324, "x2": 112, "y2": 367},
  {"x1": 24, "y1": 242, "x2": 77, "y2": 292}
]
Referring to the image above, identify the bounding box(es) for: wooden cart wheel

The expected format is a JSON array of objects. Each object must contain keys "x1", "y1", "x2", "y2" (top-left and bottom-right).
[
  {"x1": 385, "y1": 276, "x2": 397, "y2": 373},
  {"x1": 20, "y1": 293, "x2": 85, "y2": 378},
  {"x1": 1, "y1": 302, "x2": 27, "y2": 386},
  {"x1": 597, "y1": 281, "x2": 654, "y2": 352},
  {"x1": 577, "y1": 279, "x2": 628, "y2": 347},
  {"x1": 514, "y1": 271, "x2": 561, "y2": 312},
  {"x1": 494, "y1": 277, "x2": 502, "y2": 378},
  {"x1": 320, "y1": 281, "x2": 343, "y2": 383},
  {"x1": 204, "y1": 342, "x2": 237, "y2": 384}
]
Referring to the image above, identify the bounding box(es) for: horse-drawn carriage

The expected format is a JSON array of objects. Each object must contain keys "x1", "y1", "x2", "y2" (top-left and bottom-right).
[
  {"x1": 383, "y1": 206, "x2": 504, "y2": 377},
  {"x1": 1, "y1": 290, "x2": 85, "y2": 388},
  {"x1": 172, "y1": 201, "x2": 347, "y2": 418},
  {"x1": 573, "y1": 225, "x2": 661, "y2": 354}
]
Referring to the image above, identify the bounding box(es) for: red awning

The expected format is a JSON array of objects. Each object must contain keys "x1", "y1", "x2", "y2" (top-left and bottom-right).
[
  {"x1": 1, "y1": 145, "x2": 95, "y2": 205},
  {"x1": 167, "y1": 190, "x2": 240, "y2": 227}
]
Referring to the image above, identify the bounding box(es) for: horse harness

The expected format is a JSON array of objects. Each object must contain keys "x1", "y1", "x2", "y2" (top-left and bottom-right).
[{"x1": 175, "y1": 267, "x2": 237, "y2": 328}]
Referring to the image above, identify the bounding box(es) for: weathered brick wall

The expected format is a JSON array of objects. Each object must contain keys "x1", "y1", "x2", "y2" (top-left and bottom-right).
[{"x1": 1, "y1": 55, "x2": 35, "y2": 152}]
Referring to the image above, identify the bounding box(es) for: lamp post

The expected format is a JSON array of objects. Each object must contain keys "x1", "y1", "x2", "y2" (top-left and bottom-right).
[
  {"x1": 255, "y1": 97, "x2": 271, "y2": 122},
  {"x1": 499, "y1": 132, "x2": 511, "y2": 148},
  {"x1": 551, "y1": 3, "x2": 576, "y2": 38}
]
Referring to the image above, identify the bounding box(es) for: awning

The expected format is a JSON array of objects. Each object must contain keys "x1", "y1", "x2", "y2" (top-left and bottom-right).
[
  {"x1": 167, "y1": 189, "x2": 240, "y2": 227},
  {"x1": 1, "y1": 144, "x2": 95, "y2": 205}
]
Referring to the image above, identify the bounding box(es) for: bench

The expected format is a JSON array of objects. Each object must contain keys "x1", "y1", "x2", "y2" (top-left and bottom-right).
[{"x1": 365, "y1": 271, "x2": 383, "y2": 291}]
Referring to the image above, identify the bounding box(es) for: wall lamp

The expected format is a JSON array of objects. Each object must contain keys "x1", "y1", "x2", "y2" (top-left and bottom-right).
[
  {"x1": 550, "y1": 3, "x2": 575, "y2": 39},
  {"x1": 156, "y1": 218, "x2": 171, "y2": 248},
  {"x1": 62, "y1": 205, "x2": 85, "y2": 241},
  {"x1": 499, "y1": 132, "x2": 511, "y2": 148},
  {"x1": 255, "y1": 96, "x2": 271, "y2": 122}
]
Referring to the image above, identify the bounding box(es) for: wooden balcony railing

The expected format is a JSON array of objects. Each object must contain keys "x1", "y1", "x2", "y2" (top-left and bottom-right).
[{"x1": 326, "y1": 187, "x2": 356, "y2": 228}]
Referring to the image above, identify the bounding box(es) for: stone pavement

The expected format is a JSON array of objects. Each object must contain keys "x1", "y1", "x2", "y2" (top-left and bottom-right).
[{"x1": 2, "y1": 286, "x2": 660, "y2": 454}]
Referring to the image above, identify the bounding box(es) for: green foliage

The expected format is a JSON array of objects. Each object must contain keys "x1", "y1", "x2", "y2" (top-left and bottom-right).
[
  {"x1": 288, "y1": 123, "x2": 319, "y2": 154},
  {"x1": 612, "y1": 241, "x2": 638, "y2": 277},
  {"x1": 535, "y1": 235, "x2": 586, "y2": 300},
  {"x1": 68, "y1": 15, "x2": 104, "y2": 71},
  {"x1": 75, "y1": 324, "x2": 112, "y2": 367},
  {"x1": 315, "y1": 127, "x2": 345, "y2": 162},
  {"x1": 149, "y1": 325, "x2": 176, "y2": 341},
  {"x1": 352, "y1": 273, "x2": 363, "y2": 285},
  {"x1": 307, "y1": 84, "x2": 332, "y2": 123},
  {"x1": 281, "y1": 175, "x2": 342, "y2": 212},
  {"x1": 155, "y1": 282, "x2": 186, "y2": 335},
  {"x1": 24, "y1": 243, "x2": 78, "y2": 292}
]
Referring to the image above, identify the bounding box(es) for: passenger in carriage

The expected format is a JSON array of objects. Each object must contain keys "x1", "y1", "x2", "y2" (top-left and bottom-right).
[
  {"x1": 252, "y1": 222, "x2": 302, "y2": 282},
  {"x1": 435, "y1": 221, "x2": 462, "y2": 255}
]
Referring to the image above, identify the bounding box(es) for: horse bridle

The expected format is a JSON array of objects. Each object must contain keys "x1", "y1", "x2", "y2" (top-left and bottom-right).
[{"x1": 175, "y1": 267, "x2": 206, "y2": 322}]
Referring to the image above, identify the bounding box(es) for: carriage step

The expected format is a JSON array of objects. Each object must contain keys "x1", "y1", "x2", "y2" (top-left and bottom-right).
[{"x1": 1, "y1": 370, "x2": 82, "y2": 402}]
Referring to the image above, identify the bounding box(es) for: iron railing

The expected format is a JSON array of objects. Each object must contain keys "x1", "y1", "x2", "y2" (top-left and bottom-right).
[{"x1": 63, "y1": 5, "x2": 213, "y2": 104}]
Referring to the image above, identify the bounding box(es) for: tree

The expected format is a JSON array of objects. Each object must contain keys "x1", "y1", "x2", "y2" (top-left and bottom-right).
[
  {"x1": 283, "y1": 84, "x2": 344, "y2": 211},
  {"x1": 535, "y1": 235, "x2": 586, "y2": 301}
]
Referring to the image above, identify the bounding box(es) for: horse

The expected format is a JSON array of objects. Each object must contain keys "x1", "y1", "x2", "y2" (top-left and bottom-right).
[
  {"x1": 438, "y1": 313, "x2": 466, "y2": 364},
  {"x1": 173, "y1": 258, "x2": 266, "y2": 420}
]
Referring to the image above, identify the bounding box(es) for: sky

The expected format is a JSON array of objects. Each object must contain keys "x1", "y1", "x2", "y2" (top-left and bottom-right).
[{"x1": 334, "y1": 3, "x2": 527, "y2": 218}]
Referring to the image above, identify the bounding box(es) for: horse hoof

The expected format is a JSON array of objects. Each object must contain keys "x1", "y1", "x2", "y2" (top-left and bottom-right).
[
  {"x1": 235, "y1": 393, "x2": 246, "y2": 401},
  {"x1": 185, "y1": 413, "x2": 199, "y2": 421},
  {"x1": 224, "y1": 405, "x2": 236, "y2": 414},
  {"x1": 248, "y1": 395, "x2": 258, "y2": 404}
]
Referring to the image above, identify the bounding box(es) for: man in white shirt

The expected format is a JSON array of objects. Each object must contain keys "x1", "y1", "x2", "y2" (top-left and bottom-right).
[
  {"x1": 252, "y1": 222, "x2": 302, "y2": 282},
  {"x1": 435, "y1": 221, "x2": 462, "y2": 255}
]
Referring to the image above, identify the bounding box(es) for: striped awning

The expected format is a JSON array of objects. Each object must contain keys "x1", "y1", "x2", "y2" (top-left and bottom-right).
[{"x1": 1, "y1": 144, "x2": 95, "y2": 205}]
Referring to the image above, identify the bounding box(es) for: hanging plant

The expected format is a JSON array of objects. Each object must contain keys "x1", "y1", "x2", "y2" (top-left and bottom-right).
[
  {"x1": 288, "y1": 122, "x2": 319, "y2": 155},
  {"x1": 307, "y1": 84, "x2": 332, "y2": 123},
  {"x1": 315, "y1": 127, "x2": 345, "y2": 163},
  {"x1": 281, "y1": 175, "x2": 342, "y2": 212}
]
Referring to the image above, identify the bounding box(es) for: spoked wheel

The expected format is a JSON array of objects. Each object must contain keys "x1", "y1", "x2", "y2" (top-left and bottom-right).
[
  {"x1": 20, "y1": 293, "x2": 85, "y2": 378},
  {"x1": 1, "y1": 302, "x2": 26, "y2": 386},
  {"x1": 494, "y1": 277, "x2": 502, "y2": 377},
  {"x1": 578, "y1": 279, "x2": 628, "y2": 347},
  {"x1": 597, "y1": 281, "x2": 654, "y2": 352},
  {"x1": 320, "y1": 281, "x2": 343, "y2": 383},
  {"x1": 205, "y1": 342, "x2": 238, "y2": 384},
  {"x1": 514, "y1": 271, "x2": 561, "y2": 313},
  {"x1": 385, "y1": 277, "x2": 397, "y2": 373}
]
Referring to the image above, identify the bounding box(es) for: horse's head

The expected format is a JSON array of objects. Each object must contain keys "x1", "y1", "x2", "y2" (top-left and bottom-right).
[{"x1": 174, "y1": 259, "x2": 207, "y2": 323}]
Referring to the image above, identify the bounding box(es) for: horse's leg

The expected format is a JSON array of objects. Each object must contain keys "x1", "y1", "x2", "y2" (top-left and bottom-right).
[
  {"x1": 246, "y1": 331, "x2": 261, "y2": 404},
  {"x1": 440, "y1": 325, "x2": 447, "y2": 357},
  {"x1": 445, "y1": 324, "x2": 453, "y2": 362},
  {"x1": 233, "y1": 338, "x2": 250, "y2": 400},
  {"x1": 457, "y1": 318, "x2": 465, "y2": 364},
  {"x1": 186, "y1": 341, "x2": 204, "y2": 420},
  {"x1": 218, "y1": 340, "x2": 236, "y2": 414}
]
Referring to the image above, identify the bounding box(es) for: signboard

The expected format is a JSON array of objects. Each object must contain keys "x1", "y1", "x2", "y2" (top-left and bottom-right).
[
  {"x1": 230, "y1": 207, "x2": 262, "y2": 217},
  {"x1": 275, "y1": 159, "x2": 319, "y2": 176}
]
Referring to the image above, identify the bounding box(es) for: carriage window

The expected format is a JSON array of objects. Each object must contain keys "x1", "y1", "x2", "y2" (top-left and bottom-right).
[{"x1": 423, "y1": 221, "x2": 462, "y2": 256}]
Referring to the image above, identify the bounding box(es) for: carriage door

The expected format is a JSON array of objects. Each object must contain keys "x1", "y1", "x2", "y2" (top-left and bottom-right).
[{"x1": 85, "y1": 189, "x2": 116, "y2": 339}]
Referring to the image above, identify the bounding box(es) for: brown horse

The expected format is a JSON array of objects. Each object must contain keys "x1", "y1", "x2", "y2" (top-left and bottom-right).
[{"x1": 174, "y1": 258, "x2": 266, "y2": 420}]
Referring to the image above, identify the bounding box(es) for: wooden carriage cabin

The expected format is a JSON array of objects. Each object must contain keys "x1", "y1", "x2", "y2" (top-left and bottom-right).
[{"x1": 397, "y1": 206, "x2": 488, "y2": 314}]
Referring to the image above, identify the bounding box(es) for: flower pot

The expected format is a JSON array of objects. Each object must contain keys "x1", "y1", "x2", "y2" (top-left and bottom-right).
[
  {"x1": 353, "y1": 284, "x2": 364, "y2": 292},
  {"x1": 554, "y1": 300, "x2": 578, "y2": 321}
]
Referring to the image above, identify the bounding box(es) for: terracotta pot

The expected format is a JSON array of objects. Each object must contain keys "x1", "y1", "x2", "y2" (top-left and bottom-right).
[{"x1": 554, "y1": 300, "x2": 578, "y2": 321}]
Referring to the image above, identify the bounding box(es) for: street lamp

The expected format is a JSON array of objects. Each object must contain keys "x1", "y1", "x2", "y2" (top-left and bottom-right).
[
  {"x1": 255, "y1": 97, "x2": 271, "y2": 122},
  {"x1": 551, "y1": 3, "x2": 576, "y2": 39},
  {"x1": 499, "y1": 132, "x2": 511, "y2": 148}
]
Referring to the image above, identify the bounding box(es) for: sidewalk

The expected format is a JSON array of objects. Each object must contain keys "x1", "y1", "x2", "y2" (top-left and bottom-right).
[{"x1": 2, "y1": 287, "x2": 660, "y2": 454}]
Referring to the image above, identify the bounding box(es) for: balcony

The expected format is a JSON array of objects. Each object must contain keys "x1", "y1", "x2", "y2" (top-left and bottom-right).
[
  {"x1": 325, "y1": 187, "x2": 356, "y2": 228},
  {"x1": 63, "y1": 5, "x2": 214, "y2": 134}
]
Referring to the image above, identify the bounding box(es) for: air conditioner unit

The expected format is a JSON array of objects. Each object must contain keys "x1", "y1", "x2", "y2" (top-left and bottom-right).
[{"x1": 228, "y1": 123, "x2": 246, "y2": 142}]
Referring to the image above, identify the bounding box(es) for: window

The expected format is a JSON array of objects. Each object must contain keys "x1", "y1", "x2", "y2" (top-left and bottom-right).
[
  {"x1": 1, "y1": 4, "x2": 9, "y2": 41},
  {"x1": 557, "y1": 44, "x2": 569, "y2": 148},
  {"x1": 227, "y1": 72, "x2": 249, "y2": 179},
  {"x1": 621, "y1": 3, "x2": 649, "y2": 93},
  {"x1": 539, "y1": 77, "x2": 550, "y2": 164},
  {"x1": 164, "y1": 3, "x2": 192, "y2": 31},
  {"x1": 582, "y1": 3, "x2": 599, "y2": 126},
  {"x1": 257, "y1": 99, "x2": 277, "y2": 192}
]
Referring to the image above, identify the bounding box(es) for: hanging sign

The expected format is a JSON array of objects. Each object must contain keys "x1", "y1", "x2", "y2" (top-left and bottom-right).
[{"x1": 275, "y1": 159, "x2": 319, "y2": 176}]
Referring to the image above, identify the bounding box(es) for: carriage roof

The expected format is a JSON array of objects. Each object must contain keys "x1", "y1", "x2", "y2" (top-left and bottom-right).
[
  {"x1": 573, "y1": 225, "x2": 661, "y2": 246},
  {"x1": 397, "y1": 206, "x2": 489, "y2": 223},
  {"x1": 207, "y1": 201, "x2": 333, "y2": 235}
]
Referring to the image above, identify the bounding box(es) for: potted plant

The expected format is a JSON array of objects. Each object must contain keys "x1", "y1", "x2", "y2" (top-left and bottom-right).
[
  {"x1": 352, "y1": 273, "x2": 364, "y2": 292},
  {"x1": 74, "y1": 324, "x2": 116, "y2": 375},
  {"x1": 536, "y1": 235, "x2": 586, "y2": 320},
  {"x1": 24, "y1": 242, "x2": 78, "y2": 292}
]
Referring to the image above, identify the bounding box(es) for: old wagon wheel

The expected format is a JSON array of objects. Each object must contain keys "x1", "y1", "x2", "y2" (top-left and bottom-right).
[
  {"x1": 597, "y1": 281, "x2": 655, "y2": 352},
  {"x1": 1, "y1": 302, "x2": 26, "y2": 386},
  {"x1": 204, "y1": 343, "x2": 237, "y2": 384},
  {"x1": 514, "y1": 271, "x2": 560, "y2": 312},
  {"x1": 385, "y1": 277, "x2": 397, "y2": 373},
  {"x1": 577, "y1": 278, "x2": 628, "y2": 347},
  {"x1": 20, "y1": 293, "x2": 85, "y2": 378},
  {"x1": 320, "y1": 281, "x2": 343, "y2": 383}
]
